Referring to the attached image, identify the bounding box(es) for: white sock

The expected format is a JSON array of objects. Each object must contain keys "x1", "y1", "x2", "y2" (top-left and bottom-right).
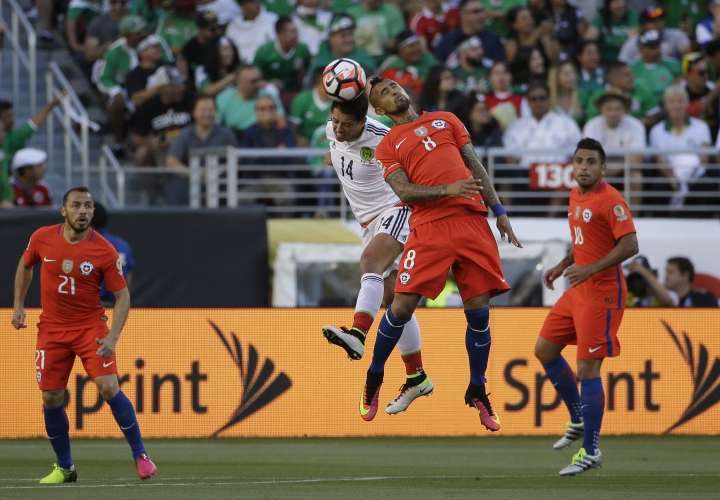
[
  {"x1": 355, "y1": 273, "x2": 384, "y2": 317},
  {"x1": 396, "y1": 314, "x2": 422, "y2": 355}
]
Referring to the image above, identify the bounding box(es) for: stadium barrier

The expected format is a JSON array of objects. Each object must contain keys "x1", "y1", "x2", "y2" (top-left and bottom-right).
[{"x1": 1, "y1": 308, "x2": 718, "y2": 438}]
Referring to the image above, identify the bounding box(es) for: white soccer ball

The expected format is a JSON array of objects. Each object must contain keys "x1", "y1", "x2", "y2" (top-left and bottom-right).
[{"x1": 322, "y1": 58, "x2": 367, "y2": 102}]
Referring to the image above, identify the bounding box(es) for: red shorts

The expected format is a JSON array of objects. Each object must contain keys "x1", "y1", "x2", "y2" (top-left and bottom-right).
[
  {"x1": 395, "y1": 215, "x2": 510, "y2": 301},
  {"x1": 35, "y1": 323, "x2": 117, "y2": 391},
  {"x1": 540, "y1": 288, "x2": 623, "y2": 360}
]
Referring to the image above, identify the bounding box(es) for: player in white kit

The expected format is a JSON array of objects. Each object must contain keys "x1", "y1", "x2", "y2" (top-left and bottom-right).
[{"x1": 321, "y1": 93, "x2": 432, "y2": 419}]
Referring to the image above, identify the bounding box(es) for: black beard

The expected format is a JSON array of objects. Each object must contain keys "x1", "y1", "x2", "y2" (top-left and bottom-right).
[{"x1": 394, "y1": 96, "x2": 410, "y2": 114}]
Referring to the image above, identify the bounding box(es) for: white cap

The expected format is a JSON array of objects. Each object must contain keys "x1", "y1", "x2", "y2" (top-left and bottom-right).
[{"x1": 12, "y1": 148, "x2": 48, "y2": 171}]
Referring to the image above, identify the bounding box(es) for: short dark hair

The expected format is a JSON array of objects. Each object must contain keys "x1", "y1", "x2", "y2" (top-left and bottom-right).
[
  {"x1": 275, "y1": 15, "x2": 293, "y2": 34},
  {"x1": 193, "y1": 94, "x2": 216, "y2": 113},
  {"x1": 526, "y1": 80, "x2": 550, "y2": 96},
  {"x1": 0, "y1": 100, "x2": 12, "y2": 113},
  {"x1": 705, "y1": 38, "x2": 720, "y2": 57},
  {"x1": 574, "y1": 137, "x2": 606, "y2": 164},
  {"x1": 91, "y1": 201, "x2": 108, "y2": 229},
  {"x1": 667, "y1": 256, "x2": 695, "y2": 282},
  {"x1": 578, "y1": 40, "x2": 599, "y2": 56},
  {"x1": 331, "y1": 92, "x2": 369, "y2": 122},
  {"x1": 62, "y1": 186, "x2": 92, "y2": 205},
  {"x1": 606, "y1": 61, "x2": 629, "y2": 77}
]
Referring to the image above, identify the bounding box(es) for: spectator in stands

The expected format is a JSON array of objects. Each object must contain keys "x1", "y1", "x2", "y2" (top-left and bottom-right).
[
  {"x1": 156, "y1": 0, "x2": 198, "y2": 56},
  {"x1": 241, "y1": 95, "x2": 296, "y2": 149},
  {"x1": 290, "y1": 67, "x2": 332, "y2": 146},
  {"x1": 696, "y1": 1, "x2": 720, "y2": 49},
  {"x1": 166, "y1": 95, "x2": 237, "y2": 204},
  {"x1": 10, "y1": 148, "x2": 52, "y2": 207},
  {"x1": 450, "y1": 36, "x2": 492, "y2": 94},
  {"x1": 66, "y1": 0, "x2": 104, "y2": 57},
  {"x1": 434, "y1": 0, "x2": 505, "y2": 63},
  {"x1": 91, "y1": 201, "x2": 136, "y2": 304},
  {"x1": 95, "y1": 15, "x2": 152, "y2": 156},
  {"x1": 418, "y1": 65, "x2": 464, "y2": 113},
  {"x1": 584, "y1": 61, "x2": 641, "y2": 120},
  {"x1": 409, "y1": 0, "x2": 460, "y2": 49},
  {"x1": 547, "y1": 0, "x2": 590, "y2": 60},
  {"x1": 35, "y1": 0, "x2": 56, "y2": 47},
  {"x1": 619, "y1": 5, "x2": 690, "y2": 64},
  {"x1": 627, "y1": 256, "x2": 718, "y2": 307},
  {"x1": 0, "y1": 94, "x2": 63, "y2": 206},
  {"x1": 130, "y1": 65, "x2": 194, "y2": 169},
  {"x1": 197, "y1": 0, "x2": 241, "y2": 26},
  {"x1": 576, "y1": 41, "x2": 605, "y2": 100},
  {"x1": 192, "y1": 37, "x2": 241, "y2": 97},
  {"x1": 592, "y1": 0, "x2": 640, "y2": 63},
  {"x1": 484, "y1": 61, "x2": 526, "y2": 130},
  {"x1": 548, "y1": 60, "x2": 583, "y2": 122},
  {"x1": 347, "y1": 0, "x2": 405, "y2": 61},
  {"x1": 460, "y1": 94, "x2": 503, "y2": 148},
  {"x1": 650, "y1": 85, "x2": 712, "y2": 207},
  {"x1": 226, "y1": 0, "x2": 278, "y2": 63},
  {"x1": 526, "y1": 46, "x2": 549, "y2": 86},
  {"x1": 504, "y1": 6, "x2": 559, "y2": 87},
  {"x1": 254, "y1": 17, "x2": 312, "y2": 96},
  {"x1": 293, "y1": 0, "x2": 332, "y2": 56},
  {"x1": 682, "y1": 52, "x2": 720, "y2": 138},
  {"x1": 182, "y1": 11, "x2": 239, "y2": 93},
  {"x1": 705, "y1": 38, "x2": 720, "y2": 80},
  {"x1": 503, "y1": 80, "x2": 582, "y2": 167},
  {"x1": 631, "y1": 29, "x2": 680, "y2": 128},
  {"x1": 216, "y1": 65, "x2": 286, "y2": 138},
  {"x1": 125, "y1": 35, "x2": 166, "y2": 110},
  {"x1": 378, "y1": 30, "x2": 438, "y2": 99},
  {"x1": 84, "y1": 0, "x2": 128, "y2": 66},
  {"x1": 309, "y1": 15, "x2": 377, "y2": 77}
]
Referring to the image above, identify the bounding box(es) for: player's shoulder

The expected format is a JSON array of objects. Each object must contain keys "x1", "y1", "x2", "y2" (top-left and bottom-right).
[
  {"x1": 365, "y1": 116, "x2": 390, "y2": 135},
  {"x1": 31, "y1": 224, "x2": 61, "y2": 242},
  {"x1": 89, "y1": 230, "x2": 120, "y2": 255},
  {"x1": 598, "y1": 182, "x2": 628, "y2": 204}
]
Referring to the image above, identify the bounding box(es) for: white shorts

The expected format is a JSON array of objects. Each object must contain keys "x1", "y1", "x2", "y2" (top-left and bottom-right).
[{"x1": 361, "y1": 205, "x2": 411, "y2": 277}]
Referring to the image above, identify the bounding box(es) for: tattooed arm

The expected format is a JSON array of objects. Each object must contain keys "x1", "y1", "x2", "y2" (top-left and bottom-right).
[{"x1": 385, "y1": 169, "x2": 482, "y2": 203}]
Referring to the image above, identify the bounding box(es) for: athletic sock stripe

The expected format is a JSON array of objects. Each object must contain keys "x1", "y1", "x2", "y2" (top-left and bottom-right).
[{"x1": 361, "y1": 275, "x2": 384, "y2": 282}]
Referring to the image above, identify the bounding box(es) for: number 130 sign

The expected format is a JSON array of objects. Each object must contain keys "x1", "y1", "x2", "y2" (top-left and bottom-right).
[{"x1": 529, "y1": 162, "x2": 577, "y2": 190}]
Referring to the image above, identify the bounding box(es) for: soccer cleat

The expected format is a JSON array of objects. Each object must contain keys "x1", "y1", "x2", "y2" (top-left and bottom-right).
[
  {"x1": 359, "y1": 371, "x2": 383, "y2": 421},
  {"x1": 559, "y1": 447, "x2": 602, "y2": 476},
  {"x1": 553, "y1": 421, "x2": 585, "y2": 450},
  {"x1": 135, "y1": 453, "x2": 158, "y2": 480},
  {"x1": 465, "y1": 384, "x2": 501, "y2": 432},
  {"x1": 39, "y1": 463, "x2": 77, "y2": 484},
  {"x1": 322, "y1": 325, "x2": 366, "y2": 360},
  {"x1": 385, "y1": 373, "x2": 434, "y2": 415}
]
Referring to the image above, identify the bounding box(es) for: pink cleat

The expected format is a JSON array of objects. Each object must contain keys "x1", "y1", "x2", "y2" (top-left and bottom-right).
[
  {"x1": 465, "y1": 384, "x2": 501, "y2": 432},
  {"x1": 135, "y1": 453, "x2": 158, "y2": 480}
]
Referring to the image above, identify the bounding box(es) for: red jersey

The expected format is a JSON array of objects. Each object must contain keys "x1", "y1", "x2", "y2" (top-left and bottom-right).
[
  {"x1": 409, "y1": 6, "x2": 460, "y2": 48},
  {"x1": 568, "y1": 182, "x2": 636, "y2": 306},
  {"x1": 23, "y1": 224, "x2": 127, "y2": 330},
  {"x1": 376, "y1": 111, "x2": 486, "y2": 227},
  {"x1": 485, "y1": 92, "x2": 523, "y2": 115},
  {"x1": 13, "y1": 180, "x2": 52, "y2": 207}
]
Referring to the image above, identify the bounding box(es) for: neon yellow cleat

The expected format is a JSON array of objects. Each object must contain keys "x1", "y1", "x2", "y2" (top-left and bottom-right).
[{"x1": 39, "y1": 463, "x2": 77, "y2": 484}]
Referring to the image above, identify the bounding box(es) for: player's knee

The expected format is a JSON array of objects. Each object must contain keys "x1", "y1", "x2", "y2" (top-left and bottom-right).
[
  {"x1": 390, "y1": 302, "x2": 413, "y2": 322},
  {"x1": 576, "y1": 361, "x2": 602, "y2": 380},
  {"x1": 464, "y1": 306, "x2": 489, "y2": 333},
  {"x1": 42, "y1": 390, "x2": 66, "y2": 409},
  {"x1": 96, "y1": 379, "x2": 120, "y2": 400},
  {"x1": 534, "y1": 340, "x2": 555, "y2": 364},
  {"x1": 359, "y1": 251, "x2": 383, "y2": 275}
]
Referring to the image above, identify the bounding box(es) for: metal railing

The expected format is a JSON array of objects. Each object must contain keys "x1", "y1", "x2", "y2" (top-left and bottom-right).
[
  {"x1": 98, "y1": 145, "x2": 125, "y2": 207},
  {"x1": 0, "y1": 0, "x2": 36, "y2": 112}
]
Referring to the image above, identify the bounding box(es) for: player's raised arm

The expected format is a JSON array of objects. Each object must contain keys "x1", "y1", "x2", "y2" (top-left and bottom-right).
[
  {"x1": 564, "y1": 233, "x2": 639, "y2": 287},
  {"x1": 385, "y1": 169, "x2": 483, "y2": 203},
  {"x1": 11, "y1": 256, "x2": 33, "y2": 329}
]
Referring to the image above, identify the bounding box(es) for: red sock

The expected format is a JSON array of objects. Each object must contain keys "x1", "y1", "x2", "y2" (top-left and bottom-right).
[
  {"x1": 352, "y1": 312, "x2": 373, "y2": 334},
  {"x1": 401, "y1": 351, "x2": 423, "y2": 376}
]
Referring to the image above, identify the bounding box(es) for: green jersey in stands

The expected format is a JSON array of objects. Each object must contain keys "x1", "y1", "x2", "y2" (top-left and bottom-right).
[
  {"x1": 309, "y1": 43, "x2": 377, "y2": 81},
  {"x1": 481, "y1": 0, "x2": 527, "y2": 37},
  {"x1": 290, "y1": 88, "x2": 332, "y2": 142},
  {"x1": 95, "y1": 37, "x2": 173, "y2": 97},
  {"x1": 67, "y1": 0, "x2": 103, "y2": 23},
  {"x1": 347, "y1": 3, "x2": 405, "y2": 58},
  {"x1": 263, "y1": 0, "x2": 294, "y2": 16},
  {"x1": 630, "y1": 59, "x2": 680, "y2": 116},
  {"x1": 378, "y1": 52, "x2": 438, "y2": 97},
  {"x1": 216, "y1": 88, "x2": 286, "y2": 132},
  {"x1": 0, "y1": 121, "x2": 36, "y2": 202},
  {"x1": 661, "y1": 0, "x2": 709, "y2": 29},
  {"x1": 308, "y1": 124, "x2": 330, "y2": 171},
  {"x1": 157, "y1": 12, "x2": 198, "y2": 54},
  {"x1": 254, "y1": 41, "x2": 313, "y2": 93},
  {"x1": 592, "y1": 10, "x2": 639, "y2": 63}
]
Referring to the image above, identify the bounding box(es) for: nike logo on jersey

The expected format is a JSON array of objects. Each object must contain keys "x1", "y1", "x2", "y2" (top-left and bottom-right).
[
  {"x1": 588, "y1": 346, "x2": 602, "y2": 353},
  {"x1": 395, "y1": 138, "x2": 407, "y2": 150},
  {"x1": 102, "y1": 361, "x2": 115, "y2": 368},
  {"x1": 43, "y1": 257, "x2": 56, "y2": 262}
]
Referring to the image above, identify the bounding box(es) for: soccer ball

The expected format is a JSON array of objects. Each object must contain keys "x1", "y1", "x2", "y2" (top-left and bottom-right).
[{"x1": 322, "y1": 58, "x2": 367, "y2": 102}]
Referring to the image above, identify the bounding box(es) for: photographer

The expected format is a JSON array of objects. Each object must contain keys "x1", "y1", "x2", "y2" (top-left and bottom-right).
[{"x1": 627, "y1": 255, "x2": 718, "y2": 307}]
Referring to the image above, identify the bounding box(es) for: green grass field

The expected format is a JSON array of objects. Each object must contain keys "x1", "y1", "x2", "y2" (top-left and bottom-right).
[{"x1": 1, "y1": 437, "x2": 718, "y2": 499}]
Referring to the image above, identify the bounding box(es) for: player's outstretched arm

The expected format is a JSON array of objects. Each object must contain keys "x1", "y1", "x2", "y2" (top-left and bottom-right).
[
  {"x1": 96, "y1": 287, "x2": 131, "y2": 357},
  {"x1": 564, "y1": 233, "x2": 639, "y2": 287},
  {"x1": 385, "y1": 169, "x2": 482, "y2": 202},
  {"x1": 12, "y1": 257, "x2": 33, "y2": 329}
]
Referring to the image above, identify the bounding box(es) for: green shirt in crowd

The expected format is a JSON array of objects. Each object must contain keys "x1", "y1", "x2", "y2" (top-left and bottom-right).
[
  {"x1": 630, "y1": 59, "x2": 680, "y2": 116},
  {"x1": 592, "y1": 11, "x2": 639, "y2": 63},
  {"x1": 263, "y1": 0, "x2": 294, "y2": 16},
  {"x1": 661, "y1": 0, "x2": 709, "y2": 29},
  {"x1": 347, "y1": 3, "x2": 405, "y2": 58},
  {"x1": 308, "y1": 124, "x2": 330, "y2": 172},
  {"x1": 95, "y1": 37, "x2": 172, "y2": 97},
  {"x1": 254, "y1": 41, "x2": 313, "y2": 93},
  {"x1": 452, "y1": 64, "x2": 490, "y2": 94},
  {"x1": 290, "y1": 88, "x2": 332, "y2": 142},
  {"x1": 482, "y1": 0, "x2": 527, "y2": 37},
  {"x1": 379, "y1": 52, "x2": 437, "y2": 81},
  {"x1": 0, "y1": 121, "x2": 36, "y2": 202},
  {"x1": 216, "y1": 88, "x2": 286, "y2": 131},
  {"x1": 157, "y1": 12, "x2": 197, "y2": 54},
  {"x1": 309, "y1": 43, "x2": 377, "y2": 82}
]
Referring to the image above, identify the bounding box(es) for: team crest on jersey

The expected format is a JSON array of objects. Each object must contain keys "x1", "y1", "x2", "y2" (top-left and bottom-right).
[
  {"x1": 360, "y1": 147, "x2": 374, "y2": 163},
  {"x1": 582, "y1": 208, "x2": 592, "y2": 223},
  {"x1": 399, "y1": 272, "x2": 411, "y2": 284},
  {"x1": 431, "y1": 119, "x2": 447, "y2": 129},
  {"x1": 613, "y1": 204, "x2": 628, "y2": 221},
  {"x1": 61, "y1": 259, "x2": 73, "y2": 274},
  {"x1": 80, "y1": 261, "x2": 94, "y2": 276},
  {"x1": 414, "y1": 126, "x2": 428, "y2": 137}
]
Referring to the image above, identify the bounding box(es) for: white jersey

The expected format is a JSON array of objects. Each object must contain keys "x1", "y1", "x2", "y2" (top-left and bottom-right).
[{"x1": 326, "y1": 116, "x2": 400, "y2": 225}]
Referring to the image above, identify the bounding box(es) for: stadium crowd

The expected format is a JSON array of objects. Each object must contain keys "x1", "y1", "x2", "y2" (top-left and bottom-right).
[{"x1": 1, "y1": 0, "x2": 720, "y2": 209}]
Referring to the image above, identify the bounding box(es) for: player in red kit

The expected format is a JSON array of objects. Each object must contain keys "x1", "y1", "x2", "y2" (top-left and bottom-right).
[
  {"x1": 363, "y1": 77, "x2": 522, "y2": 430},
  {"x1": 535, "y1": 138, "x2": 639, "y2": 476},
  {"x1": 11, "y1": 187, "x2": 157, "y2": 484}
]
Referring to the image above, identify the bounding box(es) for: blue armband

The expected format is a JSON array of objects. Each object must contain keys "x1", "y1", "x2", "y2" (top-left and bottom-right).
[{"x1": 491, "y1": 203, "x2": 507, "y2": 217}]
